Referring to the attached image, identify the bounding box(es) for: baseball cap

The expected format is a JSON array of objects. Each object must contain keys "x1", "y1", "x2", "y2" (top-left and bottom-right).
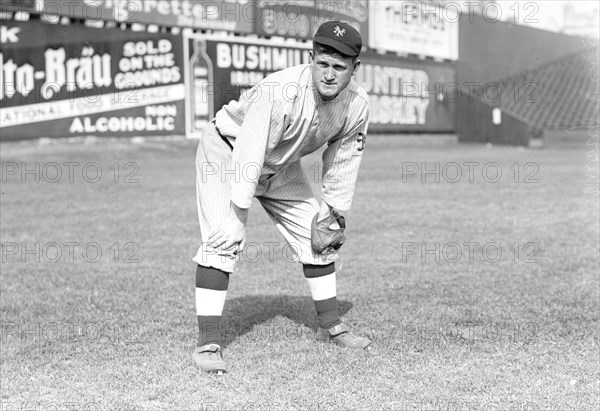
[{"x1": 313, "y1": 20, "x2": 362, "y2": 58}]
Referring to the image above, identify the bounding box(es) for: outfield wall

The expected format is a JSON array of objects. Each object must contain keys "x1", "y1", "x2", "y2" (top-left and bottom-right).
[
  {"x1": 0, "y1": 1, "x2": 462, "y2": 140},
  {"x1": 456, "y1": 95, "x2": 530, "y2": 147},
  {"x1": 0, "y1": 19, "x2": 186, "y2": 140}
]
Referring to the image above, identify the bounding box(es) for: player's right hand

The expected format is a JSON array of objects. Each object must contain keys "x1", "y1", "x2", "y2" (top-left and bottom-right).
[{"x1": 207, "y1": 216, "x2": 246, "y2": 252}]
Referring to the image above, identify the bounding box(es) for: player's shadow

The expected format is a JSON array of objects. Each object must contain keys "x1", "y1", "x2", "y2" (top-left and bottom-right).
[{"x1": 221, "y1": 295, "x2": 352, "y2": 347}]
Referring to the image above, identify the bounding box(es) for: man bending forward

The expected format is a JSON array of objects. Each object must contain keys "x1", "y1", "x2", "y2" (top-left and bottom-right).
[{"x1": 192, "y1": 21, "x2": 371, "y2": 373}]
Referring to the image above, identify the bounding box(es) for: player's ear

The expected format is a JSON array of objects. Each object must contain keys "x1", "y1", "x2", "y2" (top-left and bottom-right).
[
  {"x1": 352, "y1": 60, "x2": 361, "y2": 75},
  {"x1": 309, "y1": 50, "x2": 314, "y2": 61}
]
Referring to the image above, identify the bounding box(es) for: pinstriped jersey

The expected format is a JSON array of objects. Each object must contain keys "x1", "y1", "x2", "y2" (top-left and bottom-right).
[{"x1": 214, "y1": 64, "x2": 370, "y2": 211}]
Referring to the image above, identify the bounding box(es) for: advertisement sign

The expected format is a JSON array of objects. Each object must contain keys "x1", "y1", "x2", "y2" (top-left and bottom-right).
[
  {"x1": 184, "y1": 35, "x2": 455, "y2": 136},
  {"x1": 356, "y1": 52, "x2": 456, "y2": 133},
  {"x1": 0, "y1": 0, "x2": 255, "y2": 33},
  {"x1": 184, "y1": 35, "x2": 312, "y2": 137},
  {"x1": 0, "y1": 20, "x2": 186, "y2": 140},
  {"x1": 0, "y1": 0, "x2": 36, "y2": 12},
  {"x1": 255, "y1": 0, "x2": 368, "y2": 43},
  {"x1": 368, "y1": 0, "x2": 459, "y2": 60}
]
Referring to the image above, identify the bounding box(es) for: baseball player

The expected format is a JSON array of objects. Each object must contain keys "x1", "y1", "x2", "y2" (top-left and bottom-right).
[{"x1": 192, "y1": 21, "x2": 371, "y2": 373}]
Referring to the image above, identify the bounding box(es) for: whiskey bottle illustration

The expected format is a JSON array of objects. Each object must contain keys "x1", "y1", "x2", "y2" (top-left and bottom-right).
[{"x1": 190, "y1": 39, "x2": 214, "y2": 130}]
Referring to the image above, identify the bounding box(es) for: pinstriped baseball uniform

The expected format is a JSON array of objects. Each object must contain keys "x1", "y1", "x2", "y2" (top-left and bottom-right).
[{"x1": 193, "y1": 64, "x2": 370, "y2": 273}]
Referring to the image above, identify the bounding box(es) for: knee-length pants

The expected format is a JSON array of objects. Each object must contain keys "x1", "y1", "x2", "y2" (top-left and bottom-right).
[{"x1": 192, "y1": 122, "x2": 338, "y2": 273}]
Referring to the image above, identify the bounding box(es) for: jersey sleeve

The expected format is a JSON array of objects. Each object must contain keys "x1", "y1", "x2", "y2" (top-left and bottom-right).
[
  {"x1": 321, "y1": 103, "x2": 370, "y2": 211},
  {"x1": 230, "y1": 84, "x2": 281, "y2": 209}
]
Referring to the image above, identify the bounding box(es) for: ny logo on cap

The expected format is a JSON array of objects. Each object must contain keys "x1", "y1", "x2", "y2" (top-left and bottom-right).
[{"x1": 334, "y1": 25, "x2": 346, "y2": 37}]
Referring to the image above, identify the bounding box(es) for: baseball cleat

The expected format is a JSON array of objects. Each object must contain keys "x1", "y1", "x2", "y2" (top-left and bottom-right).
[
  {"x1": 192, "y1": 343, "x2": 227, "y2": 374},
  {"x1": 317, "y1": 323, "x2": 372, "y2": 349}
]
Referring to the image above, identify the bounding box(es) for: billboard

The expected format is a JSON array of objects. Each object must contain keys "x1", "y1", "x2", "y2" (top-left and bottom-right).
[
  {"x1": 184, "y1": 35, "x2": 312, "y2": 137},
  {"x1": 254, "y1": 0, "x2": 368, "y2": 43},
  {"x1": 368, "y1": 0, "x2": 459, "y2": 60},
  {"x1": 184, "y1": 34, "x2": 456, "y2": 136},
  {"x1": 356, "y1": 52, "x2": 456, "y2": 133},
  {"x1": 0, "y1": 0, "x2": 256, "y2": 33},
  {"x1": 0, "y1": 0, "x2": 36, "y2": 12},
  {"x1": 0, "y1": 20, "x2": 186, "y2": 140}
]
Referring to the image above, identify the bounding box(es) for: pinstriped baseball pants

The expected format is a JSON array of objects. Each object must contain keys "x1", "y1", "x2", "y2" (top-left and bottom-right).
[{"x1": 192, "y1": 122, "x2": 338, "y2": 273}]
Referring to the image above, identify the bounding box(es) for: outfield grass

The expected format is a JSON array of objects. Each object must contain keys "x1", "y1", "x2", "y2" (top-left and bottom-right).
[{"x1": 1, "y1": 135, "x2": 598, "y2": 410}]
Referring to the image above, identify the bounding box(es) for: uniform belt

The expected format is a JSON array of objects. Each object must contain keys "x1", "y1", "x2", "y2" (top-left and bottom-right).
[{"x1": 210, "y1": 119, "x2": 233, "y2": 150}]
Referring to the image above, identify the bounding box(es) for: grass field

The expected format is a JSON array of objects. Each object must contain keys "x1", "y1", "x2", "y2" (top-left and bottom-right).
[{"x1": 1, "y1": 135, "x2": 598, "y2": 410}]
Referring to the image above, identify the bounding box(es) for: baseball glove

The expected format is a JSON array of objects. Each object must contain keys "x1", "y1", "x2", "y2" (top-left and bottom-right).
[{"x1": 311, "y1": 209, "x2": 346, "y2": 254}]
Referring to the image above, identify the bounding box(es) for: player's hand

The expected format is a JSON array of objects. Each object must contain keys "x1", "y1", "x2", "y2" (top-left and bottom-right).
[
  {"x1": 207, "y1": 202, "x2": 248, "y2": 252},
  {"x1": 311, "y1": 201, "x2": 346, "y2": 254},
  {"x1": 317, "y1": 201, "x2": 340, "y2": 229},
  {"x1": 208, "y1": 216, "x2": 246, "y2": 252}
]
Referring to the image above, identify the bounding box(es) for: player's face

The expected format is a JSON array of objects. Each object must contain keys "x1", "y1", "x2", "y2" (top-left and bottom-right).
[{"x1": 310, "y1": 51, "x2": 360, "y2": 101}]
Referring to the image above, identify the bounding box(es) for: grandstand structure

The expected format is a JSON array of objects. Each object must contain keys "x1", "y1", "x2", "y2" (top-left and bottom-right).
[{"x1": 456, "y1": 11, "x2": 596, "y2": 146}]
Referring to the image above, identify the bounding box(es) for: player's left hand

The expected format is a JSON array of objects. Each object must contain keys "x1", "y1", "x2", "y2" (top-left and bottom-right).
[{"x1": 311, "y1": 202, "x2": 346, "y2": 254}]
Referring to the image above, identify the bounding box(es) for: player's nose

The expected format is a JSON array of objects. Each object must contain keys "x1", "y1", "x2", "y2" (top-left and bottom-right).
[{"x1": 324, "y1": 67, "x2": 335, "y2": 80}]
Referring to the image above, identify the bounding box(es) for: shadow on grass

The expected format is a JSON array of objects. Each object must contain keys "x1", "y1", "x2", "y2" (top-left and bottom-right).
[{"x1": 220, "y1": 295, "x2": 352, "y2": 347}]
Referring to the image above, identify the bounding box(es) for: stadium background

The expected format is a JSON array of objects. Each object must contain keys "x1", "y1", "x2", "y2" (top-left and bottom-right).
[{"x1": 1, "y1": 0, "x2": 596, "y2": 146}]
